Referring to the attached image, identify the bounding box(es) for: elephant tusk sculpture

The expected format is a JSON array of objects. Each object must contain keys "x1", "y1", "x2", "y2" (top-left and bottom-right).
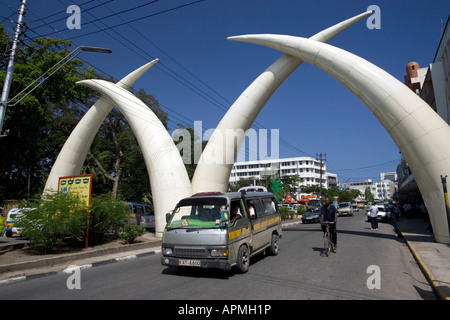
[
  {"x1": 192, "y1": 10, "x2": 372, "y2": 194},
  {"x1": 228, "y1": 34, "x2": 450, "y2": 244},
  {"x1": 44, "y1": 12, "x2": 372, "y2": 238},
  {"x1": 76, "y1": 79, "x2": 192, "y2": 237},
  {"x1": 44, "y1": 59, "x2": 159, "y2": 192}
]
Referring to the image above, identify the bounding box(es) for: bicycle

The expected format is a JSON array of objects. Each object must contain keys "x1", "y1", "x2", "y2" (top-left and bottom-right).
[{"x1": 321, "y1": 221, "x2": 335, "y2": 257}]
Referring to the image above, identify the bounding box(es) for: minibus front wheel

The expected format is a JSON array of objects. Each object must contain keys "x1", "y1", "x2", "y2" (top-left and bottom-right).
[{"x1": 236, "y1": 245, "x2": 249, "y2": 273}]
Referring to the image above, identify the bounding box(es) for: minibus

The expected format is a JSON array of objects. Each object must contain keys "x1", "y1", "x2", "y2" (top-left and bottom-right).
[{"x1": 161, "y1": 191, "x2": 282, "y2": 273}]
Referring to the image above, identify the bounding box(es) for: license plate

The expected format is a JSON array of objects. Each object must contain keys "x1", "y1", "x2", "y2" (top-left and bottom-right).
[{"x1": 179, "y1": 259, "x2": 201, "y2": 267}]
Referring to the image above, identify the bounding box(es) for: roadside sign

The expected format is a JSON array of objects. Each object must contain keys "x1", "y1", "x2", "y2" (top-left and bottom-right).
[
  {"x1": 58, "y1": 174, "x2": 92, "y2": 247},
  {"x1": 58, "y1": 174, "x2": 92, "y2": 207}
]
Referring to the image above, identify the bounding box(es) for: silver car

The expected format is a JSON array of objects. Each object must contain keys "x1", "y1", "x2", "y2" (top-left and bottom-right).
[{"x1": 140, "y1": 212, "x2": 155, "y2": 231}]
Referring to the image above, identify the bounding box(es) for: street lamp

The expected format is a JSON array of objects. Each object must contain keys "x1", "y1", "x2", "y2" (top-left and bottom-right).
[
  {"x1": 316, "y1": 152, "x2": 326, "y2": 202},
  {"x1": 0, "y1": 45, "x2": 112, "y2": 137}
]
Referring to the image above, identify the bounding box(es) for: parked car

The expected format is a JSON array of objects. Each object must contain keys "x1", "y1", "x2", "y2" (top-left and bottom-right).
[
  {"x1": 140, "y1": 212, "x2": 155, "y2": 231},
  {"x1": 301, "y1": 211, "x2": 320, "y2": 224},
  {"x1": 366, "y1": 204, "x2": 391, "y2": 222},
  {"x1": 337, "y1": 202, "x2": 353, "y2": 216},
  {"x1": 3, "y1": 207, "x2": 34, "y2": 237}
]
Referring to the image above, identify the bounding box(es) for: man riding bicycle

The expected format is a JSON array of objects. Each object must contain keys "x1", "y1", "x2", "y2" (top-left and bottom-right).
[{"x1": 319, "y1": 197, "x2": 338, "y2": 252}]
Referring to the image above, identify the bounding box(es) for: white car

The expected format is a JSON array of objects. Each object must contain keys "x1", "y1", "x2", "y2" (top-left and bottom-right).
[
  {"x1": 366, "y1": 204, "x2": 391, "y2": 222},
  {"x1": 4, "y1": 207, "x2": 34, "y2": 237}
]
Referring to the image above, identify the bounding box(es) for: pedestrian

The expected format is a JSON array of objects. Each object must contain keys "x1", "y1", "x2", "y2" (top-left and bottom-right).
[
  {"x1": 319, "y1": 197, "x2": 338, "y2": 251},
  {"x1": 403, "y1": 202, "x2": 412, "y2": 219},
  {"x1": 393, "y1": 203, "x2": 400, "y2": 222},
  {"x1": 368, "y1": 202, "x2": 379, "y2": 230}
]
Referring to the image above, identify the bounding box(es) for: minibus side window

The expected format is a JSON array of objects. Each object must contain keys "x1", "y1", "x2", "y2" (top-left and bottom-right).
[
  {"x1": 230, "y1": 200, "x2": 245, "y2": 225},
  {"x1": 247, "y1": 200, "x2": 256, "y2": 219},
  {"x1": 250, "y1": 199, "x2": 264, "y2": 219},
  {"x1": 262, "y1": 198, "x2": 277, "y2": 215},
  {"x1": 240, "y1": 199, "x2": 247, "y2": 218}
]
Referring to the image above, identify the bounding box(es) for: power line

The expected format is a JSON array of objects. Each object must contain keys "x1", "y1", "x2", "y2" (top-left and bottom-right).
[
  {"x1": 29, "y1": 0, "x2": 102, "y2": 27},
  {"x1": 331, "y1": 159, "x2": 400, "y2": 173},
  {"x1": 36, "y1": 0, "x2": 157, "y2": 33},
  {"x1": 14, "y1": 0, "x2": 316, "y2": 161},
  {"x1": 46, "y1": 0, "x2": 206, "y2": 40}
]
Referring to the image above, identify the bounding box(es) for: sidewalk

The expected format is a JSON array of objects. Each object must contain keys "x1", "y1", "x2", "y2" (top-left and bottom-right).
[{"x1": 394, "y1": 217, "x2": 450, "y2": 300}]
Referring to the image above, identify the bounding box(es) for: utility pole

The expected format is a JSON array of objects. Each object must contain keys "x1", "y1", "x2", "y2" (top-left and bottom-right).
[
  {"x1": 316, "y1": 152, "x2": 326, "y2": 202},
  {"x1": 0, "y1": 0, "x2": 28, "y2": 137}
]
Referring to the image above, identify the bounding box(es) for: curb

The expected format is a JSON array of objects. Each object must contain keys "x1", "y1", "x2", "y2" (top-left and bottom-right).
[
  {"x1": 0, "y1": 248, "x2": 161, "y2": 287},
  {"x1": 0, "y1": 239, "x2": 162, "y2": 274},
  {"x1": 395, "y1": 223, "x2": 450, "y2": 300}
]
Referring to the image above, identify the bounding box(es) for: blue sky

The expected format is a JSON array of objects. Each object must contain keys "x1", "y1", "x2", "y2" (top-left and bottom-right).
[{"x1": 1, "y1": 0, "x2": 448, "y2": 182}]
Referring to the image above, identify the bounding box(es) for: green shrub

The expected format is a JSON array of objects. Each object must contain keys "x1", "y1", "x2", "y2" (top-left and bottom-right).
[
  {"x1": 119, "y1": 224, "x2": 146, "y2": 244},
  {"x1": 297, "y1": 205, "x2": 306, "y2": 215},
  {"x1": 279, "y1": 207, "x2": 292, "y2": 220},
  {"x1": 88, "y1": 193, "x2": 127, "y2": 244},
  {"x1": 16, "y1": 192, "x2": 130, "y2": 252},
  {"x1": 16, "y1": 192, "x2": 88, "y2": 253}
]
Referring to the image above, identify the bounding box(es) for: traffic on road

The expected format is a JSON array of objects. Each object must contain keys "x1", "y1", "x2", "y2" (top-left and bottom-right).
[{"x1": 0, "y1": 205, "x2": 436, "y2": 300}]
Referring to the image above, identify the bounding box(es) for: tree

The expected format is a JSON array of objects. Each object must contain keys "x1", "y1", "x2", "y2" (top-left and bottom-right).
[
  {"x1": 0, "y1": 33, "x2": 96, "y2": 201},
  {"x1": 280, "y1": 175, "x2": 301, "y2": 198},
  {"x1": 0, "y1": 28, "x2": 169, "y2": 204},
  {"x1": 365, "y1": 187, "x2": 374, "y2": 203}
]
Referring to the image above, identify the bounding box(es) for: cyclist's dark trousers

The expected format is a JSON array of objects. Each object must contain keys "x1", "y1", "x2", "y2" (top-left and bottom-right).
[{"x1": 321, "y1": 223, "x2": 337, "y2": 245}]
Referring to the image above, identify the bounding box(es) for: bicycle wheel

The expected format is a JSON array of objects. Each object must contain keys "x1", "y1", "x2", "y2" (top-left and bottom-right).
[
  {"x1": 323, "y1": 231, "x2": 331, "y2": 256},
  {"x1": 326, "y1": 234, "x2": 333, "y2": 256}
]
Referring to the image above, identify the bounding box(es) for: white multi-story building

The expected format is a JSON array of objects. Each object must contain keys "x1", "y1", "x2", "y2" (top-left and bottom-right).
[
  {"x1": 229, "y1": 156, "x2": 338, "y2": 189},
  {"x1": 340, "y1": 178, "x2": 396, "y2": 202}
]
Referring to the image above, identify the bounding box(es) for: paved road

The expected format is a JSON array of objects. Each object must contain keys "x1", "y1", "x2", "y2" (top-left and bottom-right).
[{"x1": 0, "y1": 211, "x2": 436, "y2": 300}]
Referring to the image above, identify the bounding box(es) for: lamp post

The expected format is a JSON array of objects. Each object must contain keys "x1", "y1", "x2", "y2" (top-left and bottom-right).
[
  {"x1": 316, "y1": 152, "x2": 326, "y2": 202},
  {"x1": 0, "y1": 45, "x2": 112, "y2": 137},
  {"x1": 0, "y1": 0, "x2": 27, "y2": 137}
]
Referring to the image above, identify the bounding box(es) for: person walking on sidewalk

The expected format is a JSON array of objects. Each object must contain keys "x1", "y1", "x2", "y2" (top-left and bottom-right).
[{"x1": 368, "y1": 202, "x2": 379, "y2": 230}]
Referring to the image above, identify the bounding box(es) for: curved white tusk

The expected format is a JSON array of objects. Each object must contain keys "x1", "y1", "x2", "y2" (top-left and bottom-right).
[
  {"x1": 44, "y1": 59, "x2": 159, "y2": 192},
  {"x1": 228, "y1": 34, "x2": 450, "y2": 244},
  {"x1": 192, "y1": 11, "x2": 372, "y2": 193},
  {"x1": 76, "y1": 79, "x2": 192, "y2": 237}
]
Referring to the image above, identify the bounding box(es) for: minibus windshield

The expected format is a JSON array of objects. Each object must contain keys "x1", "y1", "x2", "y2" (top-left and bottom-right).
[{"x1": 168, "y1": 197, "x2": 227, "y2": 229}]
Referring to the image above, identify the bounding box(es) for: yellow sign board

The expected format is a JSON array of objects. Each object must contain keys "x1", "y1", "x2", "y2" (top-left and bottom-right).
[{"x1": 58, "y1": 174, "x2": 92, "y2": 207}]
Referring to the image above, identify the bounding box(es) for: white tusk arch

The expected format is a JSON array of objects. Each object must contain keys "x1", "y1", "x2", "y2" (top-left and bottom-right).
[
  {"x1": 76, "y1": 79, "x2": 192, "y2": 237},
  {"x1": 192, "y1": 11, "x2": 372, "y2": 193},
  {"x1": 228, "y1": 34, "x2": 450, "y2": 244},
  {"x1": 43, "y1": 59, "x2": 159, "y2": 192}
]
